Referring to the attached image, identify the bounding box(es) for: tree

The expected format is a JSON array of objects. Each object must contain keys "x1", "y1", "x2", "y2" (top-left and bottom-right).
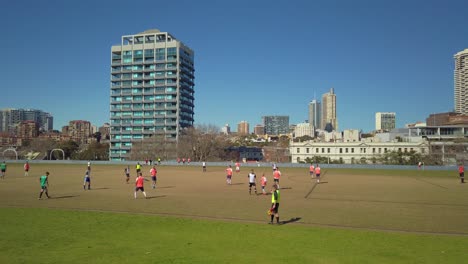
[
  {"x1": 74, "y1": 142, "x2": 109, "y2": 160},
  {"x1": 55, "y1": 140, "x2": 79, "y2": 159}
]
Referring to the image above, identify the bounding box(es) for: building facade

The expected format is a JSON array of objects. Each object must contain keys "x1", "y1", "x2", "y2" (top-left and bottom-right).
[
  {"x1": 110, "y1": 29, "x2": 195, "y2": 160},
  {"x1": 294, "y1": 123, "x2": 314, "y2": 138},
  {"x1": 254, "y1": 124, "x2": 265, "y2": 135},
  {"x1": 291, "y1": 140, "x2": 429, "y2": 164},
  {"x1": 426, "y1": 112, "x2": 468, "y2": 126},
  {"x1": 17, "y1": 121, "x2": 39, "y2": 139},
  {"x1": 63, "y1": 120, "x2": 92, "y2": 144},
  {"x1": 375, "y1": 112, "x2": 396, "y2": 131},
  {"x1": 0, "y1": 108, "x2": 53, "y2": 133},
  {"x1": 237, "y1": 121, "x2": 249, "y2": 135},
  {"x1": 262, "y1": 116, "x2": 289, "y2": 135},
  {"x1": 454, "y1": 49, "x2": 468, "y2": 115},
  {"x1": 321, "y1": 88, "x2": 338, "y2": 131},
  {"x1": 308, "y1": 99, "x2": 321, "y2": 129}
]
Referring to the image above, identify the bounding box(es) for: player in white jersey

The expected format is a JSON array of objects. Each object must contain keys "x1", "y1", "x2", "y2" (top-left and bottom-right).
[{"x1": 248, "y1": 169, "x2": 257, "y2": 195}]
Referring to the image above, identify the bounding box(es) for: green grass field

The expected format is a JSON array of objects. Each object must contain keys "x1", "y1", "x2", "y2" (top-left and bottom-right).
[{"x1": 0, "y1": 163, "x2": 467, "y2": 263}]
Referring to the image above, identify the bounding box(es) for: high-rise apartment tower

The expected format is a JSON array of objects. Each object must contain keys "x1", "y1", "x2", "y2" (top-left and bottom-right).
[
  {"x1": 110, "y1": 29, "x2": 195, "y2": 161},
  {"x1": 454, "y1": 49, "x2": 468, "y2": 114}
]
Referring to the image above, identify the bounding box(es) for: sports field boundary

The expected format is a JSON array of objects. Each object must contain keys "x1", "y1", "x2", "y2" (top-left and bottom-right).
[{"x1": 3, "y1": 205, "x2": 468, "y2": 237}]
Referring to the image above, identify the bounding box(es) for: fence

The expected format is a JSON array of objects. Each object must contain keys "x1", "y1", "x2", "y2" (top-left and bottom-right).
[{"x1": 1, "y1": 159, "x2": 458, "y2": 171}]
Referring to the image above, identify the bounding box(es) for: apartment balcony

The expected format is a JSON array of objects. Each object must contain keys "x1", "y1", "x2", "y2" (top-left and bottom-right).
[{"x1": 111, "y1": 60, "x2": 121, "y2": 65}]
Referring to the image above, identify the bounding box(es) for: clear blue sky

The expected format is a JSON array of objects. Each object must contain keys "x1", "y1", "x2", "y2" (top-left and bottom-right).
[{"x1": 1, "y1": 0, "x2": 467, "y2": 132}]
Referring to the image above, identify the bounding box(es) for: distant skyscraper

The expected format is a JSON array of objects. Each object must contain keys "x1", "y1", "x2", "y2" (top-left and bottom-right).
[
  {"x1": 375, "y1": 112, "x2": 396, "y2": 131},
  {"x1": 321, "y1": 88, "x2": 337, "y2": 131},
  {"x1": 237, "y1": 121, "x2": 249, "y2": 135},
  {"x1": 0, "y1": 108, "x2": 53, "y2": 133},
  {"x1": 262, "y1": 116, "x2": 289, "y2": 135},
  {"x1": 454, "y1": 49, "x2": 468, "y2": 114},
  {"x1": 308, "y1": 99, "x2": 321, "y2": 129},
  {"x1": 109, "y1": 29, "x2": 195, "y2": 161}
]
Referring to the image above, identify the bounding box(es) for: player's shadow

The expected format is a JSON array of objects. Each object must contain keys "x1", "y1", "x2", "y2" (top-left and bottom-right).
[
  {"x1": 157, "y1": 186, "x2": 175, "y2": 189},
  {"x1": 256, "y1": 193, "x2": 270, "y2": 196},
  {"x1": 317, "y1": 182, "x2": 328, "y2": 184},
  {"x1": 280, "y1": 217, "x2": 301, "y2": 225},
  {"x1": 146, "y1": 195, "x2": 166, "y2": 199},
  {"x1": 231, "y1": 183, "x2": 244, "y2": 185},
  {"x1": 279, "y1": 187, "x2": 293, "y2": 190},
  {"x1": 92, "y1": 187, "x2": 110, "y2": 190},
  {"x1": 50, "y1": 195, "x2": 79, "y2": 199}
]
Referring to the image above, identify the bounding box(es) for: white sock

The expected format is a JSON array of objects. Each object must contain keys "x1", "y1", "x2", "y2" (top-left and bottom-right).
[
  {"x1": 134, "y1": 192, "x2": 137, "y2": 198},
  {"x1": 143, "y1": 192, "x2": 147, "y2": 197}
]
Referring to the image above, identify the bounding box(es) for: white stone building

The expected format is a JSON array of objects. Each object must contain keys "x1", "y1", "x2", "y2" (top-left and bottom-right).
[{"x1": 290, "y1": 140, "x2": 429, "y2": 164}]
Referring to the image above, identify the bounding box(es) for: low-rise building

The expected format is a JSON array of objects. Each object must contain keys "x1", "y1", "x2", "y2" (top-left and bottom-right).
[{"x1": 290, "y1": 140, "x2": 429, "y2": 164}]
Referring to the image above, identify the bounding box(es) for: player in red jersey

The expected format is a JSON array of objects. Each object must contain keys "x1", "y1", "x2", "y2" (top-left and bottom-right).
[
  {"x1": 226, "y1": 165, "x2": 233, "y2": 185},
  {"x1": 134, "y1": 173, "x2": 147, "y2": 199}
]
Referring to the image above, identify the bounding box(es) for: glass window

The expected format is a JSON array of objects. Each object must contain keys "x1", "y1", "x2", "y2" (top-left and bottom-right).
[{"x1": 297, "y1": 148, "x2": 300, "y2": 153}]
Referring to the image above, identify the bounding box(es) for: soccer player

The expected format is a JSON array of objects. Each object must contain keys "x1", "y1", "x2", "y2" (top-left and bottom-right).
[
  {"x1": 235, "y1": 162, "x2": 240, "y2": 173},
  {"x1": 248, "y1": 169, "x2": 257, "y2": 195},
  {"x1": 83, "y1": 170, "x2": 91, "y2": 190},
  {"x1": 309, "y1": 163, "x2": 315, "y2": 178},
  {"x1": 272, "y1": 163, "x2": 277, "y2": 172},
  {"x1": 136, "y1": 162, "x2": 141, "y2": 175},
  {"x1": 273, "y1": 167, "x2": 281, "y2": 189},
  {"x1": 202, "y1": 161, "x2": 206, "y2": 172},
  {"x1": 0, "y1": 161, "x2": 6, "y2": 179},
  {"x1": 261, "y1": 173, "x2": 267, "y2": 195},
  {"x1": 226, "y1": 165, "x2": 233, "y2": 185},
  {"x1": 150, "y1": 165, "x2": 157, "y2": 189},
  {"x1": 269, "y1": 184, "x2": 280, "y2": 224},
  {"x1": 24, "y1": 161, "x2": 30, "y2": 176},
  {"x1": 87, "y1": 161, "x2": 91, "y2": 172},
  {"x1": 315, "y1": 164, "x2": 321, "y2": 183},
  {"x1": 38, "y1": 172, "x2": 50, "y2": 199},
  {"x1": 134, "y1": 172, "x2": 147, "y2": 199},
  {"x1": 459, "y1": 164, "x2": 465, "y2": 184},
  {"x1": 124, "y1": 166, "x2": 130, "y2": 183}
]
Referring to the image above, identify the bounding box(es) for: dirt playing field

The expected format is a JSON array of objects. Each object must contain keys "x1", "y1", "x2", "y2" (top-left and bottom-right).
[{"x1": 0, "y1": 163, "x2": 467, "y2": 235}]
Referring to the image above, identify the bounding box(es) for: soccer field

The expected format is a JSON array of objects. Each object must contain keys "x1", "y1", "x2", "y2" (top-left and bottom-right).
[
  {"x1": 1, "y1": 163, "x2": 468, "y2": 263},
  {"x1": 0, "y1": 163, "x2": 466, "y2": 234}
]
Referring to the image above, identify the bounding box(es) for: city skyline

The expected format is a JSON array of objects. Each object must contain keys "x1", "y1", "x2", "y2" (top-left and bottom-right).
[{"x1": 1, "y1": 0, "x2": 467, "y2": 132}]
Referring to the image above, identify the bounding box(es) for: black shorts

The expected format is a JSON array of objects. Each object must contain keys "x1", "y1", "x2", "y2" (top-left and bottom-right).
[
  {"x1": 316, "y1": 174, "x2": 320, "y2": 178},
  {"x1": 249, "y1": 182, "x2": 256, "y2": 187},
  {"x1": 272, "y1": 203, "x2": 279, "y2": 213},
  {"x1": 135, "y1": 187, "x2": 144, "y2": 192},
  {"x1": 274, "y1": 179, "x2": 279, "y2": 183},
  {"x1": 1, "y1": 169, "x2": 5, "y2": 173},
  {"x1": 136, "y1": 169, "x2": 141, "y2": 173},
  {"x1": 41, "y1": 186, "x2": 48, "y2": 191},
  {"x1": 126, "y1": 173, "x2": 130, "y2": 177},
  {"x1": 461, "y1": 172, "x2": 465, "y2": 178},
  {"x1": 227, "y1": 175, "x2": 232, "y2": 179},
  {"x1": 151, "y1": 176, "x2": 157, "y2": 181}
]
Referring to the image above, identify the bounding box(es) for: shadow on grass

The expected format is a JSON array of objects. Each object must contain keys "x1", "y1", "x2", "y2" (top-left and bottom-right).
[
  {"x1": 231, "y1": 183, "x2": 244, "y2": 185},
  {"x1": 157, "y1": 186, "x2": 175, "y2": 189},
  {"x1": 280, "y1": 217, "x2": 301, "y2": 225},
  {"x1": 91, "y1": 187, "x2": 110, "y2": 190},
  {"x1": 50, "y1": 195, "x2": 79, "y2": 199},
  {"x1": 280, "y1": 187, "x2": 293, "y2": 190},
  {"x1": 146, "y1": 195, "x2": 166, "y2": 199},
  {"x1": 317, "y1": 182, "x2": 328, "y2": 184}
]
